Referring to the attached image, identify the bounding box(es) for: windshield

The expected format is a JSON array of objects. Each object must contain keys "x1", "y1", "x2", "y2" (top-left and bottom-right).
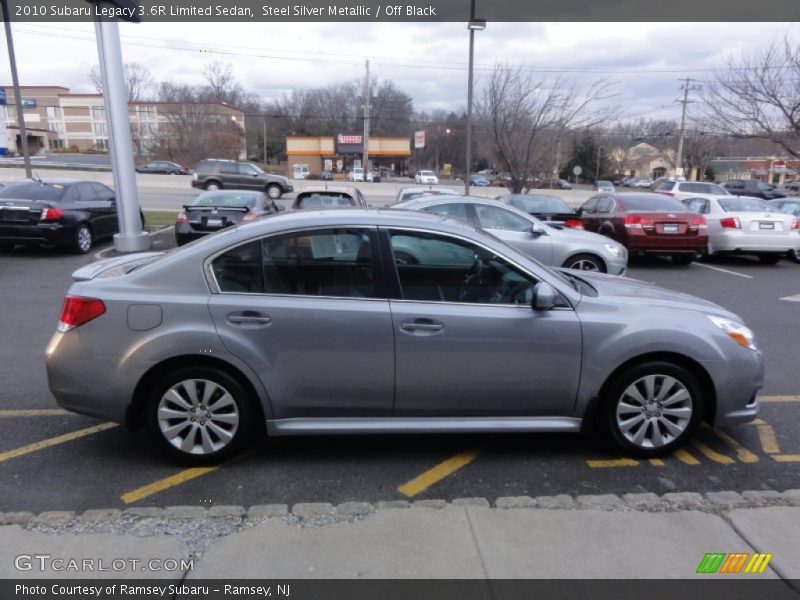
[
  {"x1": 620, "y1": 195, "x2": 687, "y2": 211},
  {"x1": 420, "y1": 171, "x2": 435, "y2": 176},
  {"x1": 0, "y1": 181, "x2": 67, "y2": 202},
  {"x1": 191, "y1": 192, "x2": 259, "y2": 209},
  {"x1": 718, "y1": 197, "x2": 773, "y2": 212}
]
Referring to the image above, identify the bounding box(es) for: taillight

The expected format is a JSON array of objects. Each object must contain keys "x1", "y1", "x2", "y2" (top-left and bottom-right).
[
  {"x1": 720, "y1": 217, "x2": 741, "y2": 229},
  {"x1": 241, "y1": 212, "x2": 260, "y2": 222},
  {"x1": 40, "y1": 207, "x2": 64, "y2": 221},
  {"x1": 57, "y1": 296, "x2": 106, "y2": 332},
  {"x1": 564, "y1": 218, "x2": 583, "y2": 229},
  {"x1": 176, "y1": 211, "x2": 188, "y2": 223},
  {"x1": 623, "y1": 215, "x2": 654, "y2": 229},
  {"x1": 792, "y1": 218, "x2": 799, "y2": 230},
  {"x1": 690, "y1": 216, "x2": 708, "y2": 230}
]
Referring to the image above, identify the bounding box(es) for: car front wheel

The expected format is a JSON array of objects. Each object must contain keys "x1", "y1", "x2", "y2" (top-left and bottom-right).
[
  {"x1": 562, "y1": 253, "x2": 605, "y2": 272},
  {"x1": 147, "y1": 367, "x2": 255, "y2": 464},
  {"x1": 602, "y1": 361, "x2": 703, "y2": 458},
  {"x1": 205, "y1": 181, "x2": 222, "y2": 191},
  {"x1": 266, "y1": 184, "x2": 282, "y2": 199}
]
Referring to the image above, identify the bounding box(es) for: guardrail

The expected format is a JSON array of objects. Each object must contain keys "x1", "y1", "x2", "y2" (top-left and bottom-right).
[{"x1": 0, "y1": 158, "x2": 111, "y2": 171}]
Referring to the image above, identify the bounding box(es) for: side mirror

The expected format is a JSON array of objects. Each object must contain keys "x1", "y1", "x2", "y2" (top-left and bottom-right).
[
  {"x1": 532, "y1": 282, "x2": 558, "y2": 311},
  {"x1": 531, "y1": 223, "x2": 547, "y2": 237}
]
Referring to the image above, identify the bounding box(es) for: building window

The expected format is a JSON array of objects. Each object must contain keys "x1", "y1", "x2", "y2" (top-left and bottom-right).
[
  {"x1": 91, "y1": 106, "x2": 106, "y2": 121},
  {"x1": 46, "y1": 106, "x2": 62, "y2": 119},
  {"x1": 93, "y1": 122, "x2": 108, "y2": 136}
]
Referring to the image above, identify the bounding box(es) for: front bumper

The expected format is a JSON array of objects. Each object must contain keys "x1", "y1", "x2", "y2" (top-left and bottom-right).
[
  {"x1": 703, "y1": 347, "x2": 764, "y2": 428},
  {"x1": 0, "y1": 222, "x2": 73, "y2": 246}
]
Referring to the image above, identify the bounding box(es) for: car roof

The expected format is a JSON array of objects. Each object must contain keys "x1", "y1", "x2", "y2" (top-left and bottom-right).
[
  {"x1": 197, "y1": 189, "x2": 263, "y2": 196},
  {"x1": 398, "y1": 186, "x2": 458, "y2": 194},
  {"x1": 296, "y1": 185, "x2": 359, "y2": 196},
  {"x1": 15, "y1": 178, "x2": 95, "y2": 185}
]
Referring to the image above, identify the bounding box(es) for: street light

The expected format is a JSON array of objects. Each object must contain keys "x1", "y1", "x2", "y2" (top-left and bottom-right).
[{"x1": 464, "y1": 1, "x2": 485, "y2": 195}]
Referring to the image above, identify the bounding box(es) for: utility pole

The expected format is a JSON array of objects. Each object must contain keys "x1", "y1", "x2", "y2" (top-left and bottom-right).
[
  {"x1": 675, "y1": 78, "x2": 699, "y2": 180},
  {"x1": 362, "y1": 58, "x2": 370, "y2": 174},
  {"x1": 595, "y1": 143, "x2": 601, "y2": 182},
  {"x1": 263, "y1": 115, "x2": 268, "y2": 165},
  {"x1": 1, "y1": 0, "x2": 32, "y2": 178}
]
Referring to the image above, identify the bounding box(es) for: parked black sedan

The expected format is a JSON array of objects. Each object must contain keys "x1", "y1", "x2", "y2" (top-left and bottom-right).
[
  {"x1": 175, "y1": 190, "x2": 281, "y2": 246},
  {"x1": 135, "y1": 161, "x2": 188, "y2": 175},
  {"x1": 0, "y1": 178, "x2": 140, "y2": 254}
]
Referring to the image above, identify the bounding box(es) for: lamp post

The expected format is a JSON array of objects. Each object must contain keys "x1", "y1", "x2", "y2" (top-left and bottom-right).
[
  {"x1": 465, "y1": 0, "x2": 485, "y2": 195},
  {"x1": 1, "y1": 0, "x2": 32, "y2": 178}
]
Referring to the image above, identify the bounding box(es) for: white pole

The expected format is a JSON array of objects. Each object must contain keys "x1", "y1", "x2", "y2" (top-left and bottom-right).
[{"x1": 94, "y1": 19, "x2": 149, "y2": 253}]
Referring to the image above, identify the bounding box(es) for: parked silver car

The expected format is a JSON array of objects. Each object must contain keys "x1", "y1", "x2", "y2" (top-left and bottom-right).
[
  {"x1": 47, "y1": 210, "x2": 762, "y2": 463},
  {"x1": 682, "y1": 195, "x2": 800, "y2": 264},
  {"x1": 393, "y1": 195, "x2": 628, "y2": 274}
]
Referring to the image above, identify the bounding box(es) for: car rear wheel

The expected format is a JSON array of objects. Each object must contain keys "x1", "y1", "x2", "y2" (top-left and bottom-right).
[
  {"x1": 671, "y1": 254, "x2": 695, "y2": 266},
  {"x1": 790, "y1": 249, "x2": 800, "y2": 263},
  {"x1": 205, "y1": 181, "x2": 222, "y2": 191},
  {"x1": 266, "y1": 184, "x2": 282, "y2": 199},
  {"x1": 72, "y1": 224, "x2": 93, "y2": 254},
  {"x1": 147, "y1": 367, "x2": 255, "y2": 464},
  {"x1": 562, "y1": 253, "x2": 605, "y2": 272},
  {"x1": 602, "y1": 361, "x2": 703, "y2": 458},
  {"x1": 757, "y1": 253, "x2": 782, "y2": 265}
]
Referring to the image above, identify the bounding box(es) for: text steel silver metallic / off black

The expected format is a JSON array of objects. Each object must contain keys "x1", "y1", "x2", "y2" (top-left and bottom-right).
[{"x1": 46, "y1": 209, "x2": 762, "y2": 464}]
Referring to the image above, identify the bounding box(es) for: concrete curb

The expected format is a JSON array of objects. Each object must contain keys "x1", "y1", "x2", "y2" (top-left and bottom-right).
[{"x1": 2, "y1": 489, "x2": 798, "y2": 530}]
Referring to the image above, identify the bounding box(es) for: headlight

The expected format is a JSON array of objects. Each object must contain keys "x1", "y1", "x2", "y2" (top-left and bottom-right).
[
  {"x1": 604, "y1": 243, "x2": 625, "y2": 258},
  {"x1": 708, "y1": 315, "x2": 757, "y2": 351}
]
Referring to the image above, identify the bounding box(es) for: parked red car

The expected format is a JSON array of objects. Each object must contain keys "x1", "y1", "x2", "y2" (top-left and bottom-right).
[{"x1": 578, "y1": 193, "x2": 708, "y2": 265}]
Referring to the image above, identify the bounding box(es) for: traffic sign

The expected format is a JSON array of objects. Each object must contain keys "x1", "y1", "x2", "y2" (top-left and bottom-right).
[{"x1": 573, "y1": 166, "x2": 582, "y2": 176}]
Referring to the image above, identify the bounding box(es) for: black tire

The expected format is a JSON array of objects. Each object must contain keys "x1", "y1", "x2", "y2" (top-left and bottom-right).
[
  {"x1": 600, "y1": 361, "x2": 704, "y2": 458},
  {"x1": 790, "y1": 249, "x2": 800, "y2": 263},
  {"x1": 72, "y1": 224, "x2": 93, "y2": 254},
  {"x1": 757, "y1": 253, "x2": 782, "y2": 265},
  {"x1": 562, "y1": 253, "x2": 606, "y2": 273},
  {"x1": 266, "y1": 184, "x2": 282, "y2": 200},
  {"x1": 146, "y1": 366, "x2": 256, "y2": 465},
  {"x1": 671, "y1": 254, "x2": 695, "y2": 266},
  {"x1": 204, "y1": 181, "x2": 222, "y2": 191}
]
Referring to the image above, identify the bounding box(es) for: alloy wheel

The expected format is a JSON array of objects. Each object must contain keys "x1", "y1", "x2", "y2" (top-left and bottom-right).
[
  {"x1": 76, "y1": 226, "x2": 92, "y2": 253},
  {"x1": 615, "y1": 374, "x2": 693, "y2": 449},
  {"x1": 568, "y1": 258, "x2": 601, "y2": 271},
  {"x1": 157, "y1": 379, "x2": 240, "y2": 455}
]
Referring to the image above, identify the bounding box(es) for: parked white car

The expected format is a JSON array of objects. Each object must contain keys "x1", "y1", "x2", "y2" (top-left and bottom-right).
[
  {"x1": 348, "y1": 168, "x2": 365, "y2": 182},
  {"x1": 394, "y1": 186, "x2": 459, "y2": 204},
  {"x1": 415, "y1": 170, "x2": 439, "y2": 185},
  {"x1": 682, "y1": 195, "x2": 800, "y2": 264},
  {"x1": 656, "y1": 180, "x2": 731, "y2": 200}
]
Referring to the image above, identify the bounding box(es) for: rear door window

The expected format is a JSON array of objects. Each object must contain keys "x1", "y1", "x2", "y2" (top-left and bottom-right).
[
  {"x1": 423, "y1": 203, "x2": 469, "y2": 222},
  {"x1": 473, "y1": 204, "x2": 531, "y2": 232}
]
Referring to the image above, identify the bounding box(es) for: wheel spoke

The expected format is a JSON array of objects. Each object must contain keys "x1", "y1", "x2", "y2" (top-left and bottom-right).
[
  {"x1": 642, "y1": 376, "x2": 656, "y2": 402},
  {"x1": 623, "y1": 385, "x2": 647, "y2": 406},
  {"x1": 207, "y1": 420, "x2": 234, "y2": 442},
  {"x1": 208, "y1": 393, "x2": 235, "y2": 411},
  {"x1": 650, "y1": 421, "x2": 665, "y2": 446},
  {"x1": 209, "y1": 412, "x2": 238, "y2": 425},
  {"x1": 655, "y1": 376, "x2": 677, "y2": 402},
  {"x1": 661, "y1": 406, "x2": 692, "y2": 419},
  {"x1": 161, "y1": 421, "x2": 190, "y2": 440},
  {"x1": 158, "y1": 407, "x2": 190, "y2": 420},
  {"x1": 631, "y1": 419, "x2": 650, "y2": 446},
  {"x1": 180, "y1": 423, "x2": 200, "y2": 452},
  {"x1": 617, "y1": 401, "x2": 643, "y2": 416},
  {"x1": 662, "y1": 388, "x2": 690, "y2": 407},
  {"x1": 659, "y1": 417, "x2": 685, "y2": 437},
  {"x1": 619, "y1": 413, "x2": 645, "y2": 433},
  {"x1": 182, "y1": 381, "x2": 200, "y2": 407},
  {"x1": 201, "y1": 381, "x2": 219, "y2": 406},
  {"x1": 199, "y1": 426, "x2": 216, "y2": 454},
  {"x1": 164, "y1": 389, "x2": 192, "y2": 411}
]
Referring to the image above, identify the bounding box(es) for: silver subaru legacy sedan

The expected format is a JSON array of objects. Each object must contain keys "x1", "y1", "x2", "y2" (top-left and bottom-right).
[{"x1": 46, "y1": 209, "x2": 762, "y2": 464}]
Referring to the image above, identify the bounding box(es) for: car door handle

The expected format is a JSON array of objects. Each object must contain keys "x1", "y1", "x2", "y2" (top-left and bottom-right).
[
  {"x1": 227, "y1": 312, "x2": 271, "y2": 326},
  {"x1": 400, "y1": 319, "x2": 444, "y2": 333}
]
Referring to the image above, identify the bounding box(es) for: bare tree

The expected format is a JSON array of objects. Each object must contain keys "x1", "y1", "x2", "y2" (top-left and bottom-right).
[
  {"x1": 476, "y1": 63, "x2": 616, "y2": 193},
  {"x1": 151, "y1": 104, "x2": 243, "y2": 166},
  {"x1": 702, "y1": 34, "x2": 800, "y2": 158},
  {"x1": 89, "y1": 63, "x2": 155, "y2": 102}
]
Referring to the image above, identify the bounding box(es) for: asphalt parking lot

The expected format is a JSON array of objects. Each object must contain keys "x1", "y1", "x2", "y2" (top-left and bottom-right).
[{"x1": 1, "y1": 201, "x2": 799, "y2": 514}]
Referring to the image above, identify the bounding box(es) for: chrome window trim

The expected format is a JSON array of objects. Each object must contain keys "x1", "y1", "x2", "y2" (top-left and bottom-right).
[{"x1": 203, "y1": 224, "x2": 380, "y2": 300}]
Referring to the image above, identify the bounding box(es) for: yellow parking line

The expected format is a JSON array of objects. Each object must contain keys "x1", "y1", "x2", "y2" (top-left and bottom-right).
[
  {"x1": 672, "y1": 449, "x2": 701, "y2": 465},
  {"x1": 586, "y1": 458, "x2": 639, "y2": 468},
  {"x1": 772, "y1": 455, "x2": 800, "y2": 462},
  {"x1": 0, "y1": 409, "x2": 71, "y2": 418},
  {"x1": 649, "y1": 458, "x2": 665, "y2": 467},
  {"x1": 707, "y1": 429, "x2": 759, "y2": 463},
  {"x1": 121, "y1": 450, "x2": 253, "y2": 504},
  {"x1": 758, "y1": 395, "x2": 800, "y2": 403},
  {"x1": 752, "y1": 419, "x2": 781, "y2": 455},
  {"x1": 0, "y1": 423, "x2": 117, "y2": 463},
  {"x1": 398, "y1": 447, "x2": 483, "y2": 497},
  {"x1": 692, "y1": 440, "x2": 735, "y2": 464}
]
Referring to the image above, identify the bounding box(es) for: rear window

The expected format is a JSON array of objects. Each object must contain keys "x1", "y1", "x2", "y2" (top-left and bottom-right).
[
  {"x1": 0, "y1": 182, "x2": 67, "y2": 202},
  {"x1": 507, "y1": 195, "x2": 571, "y2": 214},
  {"x1": 718, "y1": 197, "x2": 773, "y2": 212},
  {"x1": 679, "y1": 182, "x2": 727, "y2": 194},
  {"x1": 619, "y1": 195, "x2": 687, "y2": 212},
  {"x1": 655, "y1": 182, "x2": 675, "y2": 192},
  {"x1": 191, "y1": 192, "x2": 260, "y2": 209},
  {"x1": 296, "y1": 194, "x2": 353, "y2": 209}
]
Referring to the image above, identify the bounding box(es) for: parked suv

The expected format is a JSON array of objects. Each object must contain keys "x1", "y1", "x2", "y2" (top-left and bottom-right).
[
  {"x1": 655, "y1": 180, "x2": 730, "y2": 200},
  {"x1": 722, "y1": 179, "x2": 786, "y2": 200},
  {"x1": 191, "y1": 159, "x2": 293, "y2": 199}
]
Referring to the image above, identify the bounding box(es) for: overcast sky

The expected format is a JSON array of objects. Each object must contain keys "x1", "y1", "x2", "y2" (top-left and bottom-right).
[{"x1": 0, "y1": 21, "x2": 793, "y2": 123}]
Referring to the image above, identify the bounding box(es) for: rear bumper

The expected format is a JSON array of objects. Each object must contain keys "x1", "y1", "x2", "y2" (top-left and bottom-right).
[
  {"x1": 0, "y1": 222, "x2": 73, "y2": 246},
  {"x1": 709, "y1": 231, "x2": 799, "y2": 254},
  {"x1": 626, "y1": 233, "x2": 707, "y2": 254}
]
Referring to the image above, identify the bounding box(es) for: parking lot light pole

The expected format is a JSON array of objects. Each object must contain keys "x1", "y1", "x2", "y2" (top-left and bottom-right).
[
  {"x1": 465, "y1": 2, "x2": 485, "y2": 195},
  {"x1": 1, "y1": 0, "x2": 32, "y2": 179},
  {"x1": 92, "y1": 9, "x2": 149, "y2": 253}
]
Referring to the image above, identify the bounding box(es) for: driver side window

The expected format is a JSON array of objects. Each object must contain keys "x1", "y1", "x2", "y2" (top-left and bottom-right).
[
  {"x1": 473, "y1": 204, "x2": 531, "y2": 232},
  {"x1": 388, "y1": 230, "x2": 537, "y2": 305}
]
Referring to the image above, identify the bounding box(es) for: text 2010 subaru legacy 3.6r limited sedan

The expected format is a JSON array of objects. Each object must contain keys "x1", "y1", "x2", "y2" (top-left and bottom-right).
[{"x1": 46, "y1": 210, "x2": 763, "y2": 464}]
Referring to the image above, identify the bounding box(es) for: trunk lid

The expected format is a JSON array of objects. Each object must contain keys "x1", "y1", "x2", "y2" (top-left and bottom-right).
[
  {"x1": 0, "y1": 198, "x2": 53, "y2": 223},
  {"x1": 71, "y1": 252, "x2": 163, "y2": 281}
]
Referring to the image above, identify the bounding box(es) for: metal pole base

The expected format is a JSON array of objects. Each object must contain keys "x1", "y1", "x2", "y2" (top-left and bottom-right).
[{"x1": 113, "y1": 231, "x2": 151, "y2": 253}]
